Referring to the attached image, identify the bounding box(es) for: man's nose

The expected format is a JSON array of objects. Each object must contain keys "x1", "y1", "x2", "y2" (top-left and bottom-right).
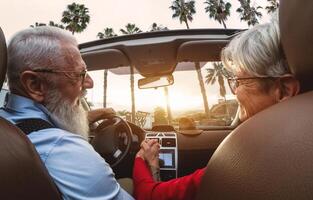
[{"x1": 83, "y1": 73, "x2": 94, "y2": 89}]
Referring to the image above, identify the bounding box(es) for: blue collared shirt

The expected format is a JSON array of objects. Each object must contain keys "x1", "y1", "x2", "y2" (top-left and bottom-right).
[{"x1": 0, "y1": 93, "x2": 134, "y2": 200}]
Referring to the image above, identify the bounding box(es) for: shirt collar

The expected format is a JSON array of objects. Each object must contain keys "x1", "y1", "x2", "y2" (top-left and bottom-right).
[{"x1": 5, "y1": 93, "x2": 64, "y2": 128}]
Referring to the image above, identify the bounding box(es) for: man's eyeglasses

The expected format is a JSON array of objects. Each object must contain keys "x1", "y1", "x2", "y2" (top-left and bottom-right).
[
  {"x1": 227, "y1": 76, "x2": 277, "y2": 94},
  {"x1": 32, "y1": 68, "x2": 88, "y2": 85}
]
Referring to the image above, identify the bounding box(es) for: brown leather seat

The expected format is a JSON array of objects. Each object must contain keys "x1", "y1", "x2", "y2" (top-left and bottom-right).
[
  {"x1": 0, "y1": 28, "x2": 61, "y2": 199},
  {"x1": 196, "y1": 0, "x2": 313, "y2": 199}
]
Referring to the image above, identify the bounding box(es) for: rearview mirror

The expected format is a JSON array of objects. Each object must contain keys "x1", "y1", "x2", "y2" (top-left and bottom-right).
[{"x1": 138, "y1": 75, "x2": 174, "y2": 89}]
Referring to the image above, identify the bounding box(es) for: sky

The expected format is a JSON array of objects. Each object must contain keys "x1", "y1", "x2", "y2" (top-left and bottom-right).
[
  {"x1": 0, "y1": 0, "x2": 274, "y2": 114},
  {"x1": 0, "y1": 0, "x2": 272, "y2": 43}
]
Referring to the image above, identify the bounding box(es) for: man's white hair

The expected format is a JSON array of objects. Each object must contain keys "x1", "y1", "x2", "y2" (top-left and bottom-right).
[
  {"x1": 7, "y1": 26, "x2": 77, "y2": 92},
  {"x1": 221, "y1": 13, "x2": 290, "y2": 78},
  {"x1": 7, "y1": 26, "x2": 89, "y2": 138},
  {"x1": 45, "y1": 88, "x2": 89, "y2": 140}
]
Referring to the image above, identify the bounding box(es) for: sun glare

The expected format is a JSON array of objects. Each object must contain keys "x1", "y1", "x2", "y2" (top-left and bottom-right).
[
  {"x1": 167, "y1": 90, "x2": 201, "y2": 111},
  {"x1": 87, "y1": 66, "x2": 235, "y2": 116}
]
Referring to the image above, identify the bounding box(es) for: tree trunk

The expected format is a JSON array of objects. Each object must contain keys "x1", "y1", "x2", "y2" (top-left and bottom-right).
[
  {"x1": 103, "y1": 69, "x2": 108, "y2": 108},
  {"x1": 164, "y1": 86, "x2": 172, "y2": 125},
  {"x1": 224, "y1": 96, "x2": 230, "y2": 123},
  {"x1": 130, "y1": 65, "x2": 136, "y2": 123},
  {"x1": 195, "y1": 62, "x2": 210, "y2": 118},
  {"x1": 222, "y1": 20, "x2": 227, "y2": 29},
  {"x1": 185, "y1": 20, "x2": 190, "y2": 29}
]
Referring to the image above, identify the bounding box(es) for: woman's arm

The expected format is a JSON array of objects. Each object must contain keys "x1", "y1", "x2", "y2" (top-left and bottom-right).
[{"x1": 133, "y1": 157, "x2": 205, "y2": 200}]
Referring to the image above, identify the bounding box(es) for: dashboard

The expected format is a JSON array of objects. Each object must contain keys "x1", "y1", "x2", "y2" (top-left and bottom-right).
[
  {"x1": 145, "y1": 131, "x2": 178, "y2": 181},
  {"x1": 109, "y1": 122, "x2": 231, "y2": 180}
]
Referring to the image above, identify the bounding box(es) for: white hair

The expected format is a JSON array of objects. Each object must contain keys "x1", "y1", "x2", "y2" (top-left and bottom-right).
[
  {"x1": 7, "y1": 26, "x2": 77, "y2": 92},
  {"x1": 45, "y1": 88, "x2": 89, "y2": 140},
  {"x1": 221, "y1": 15, "x2": 290, "y2": 78}
]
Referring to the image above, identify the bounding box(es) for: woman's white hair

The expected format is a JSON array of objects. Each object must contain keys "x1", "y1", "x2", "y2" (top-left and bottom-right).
[
  {"x1": 7, "y1": 26, "x2": 77, "y2": 92},
  {"x1": 221, "y1": 14, "x2": 290, "y2": 78}
]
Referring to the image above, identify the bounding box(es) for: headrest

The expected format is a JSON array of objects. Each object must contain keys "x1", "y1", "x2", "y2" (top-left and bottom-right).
[
  {"x1": 280, "y1": 0, "x2": 313, "y2": 92},
  {"x1": 196, "y1": 91, "x2": 313, "y2": 199},
  {"x1": 0, "y1": 27, "x2": 7, "y2": 90}
]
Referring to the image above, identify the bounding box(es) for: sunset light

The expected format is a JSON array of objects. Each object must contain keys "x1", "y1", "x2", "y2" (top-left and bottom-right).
[{"x1": 87, "y1": 66, "x2": 229, "y2": 117}]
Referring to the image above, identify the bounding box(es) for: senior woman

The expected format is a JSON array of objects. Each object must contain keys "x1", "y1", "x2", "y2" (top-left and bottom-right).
[
  {"x1": 222, "y1": 19, "x2": 299, "y2": 122},
  {"x1": 133, "y1": 16, "x2": 300, "y2": 200}
]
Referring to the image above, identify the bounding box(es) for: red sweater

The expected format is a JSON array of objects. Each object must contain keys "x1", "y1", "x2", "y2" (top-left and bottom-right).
[{"x1": 133, "y1": 157, "x2": 205, "y2": 200}]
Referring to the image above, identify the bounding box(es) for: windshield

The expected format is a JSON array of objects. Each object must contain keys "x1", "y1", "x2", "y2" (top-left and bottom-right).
[{"x1": 86, "y1": 61, "x2": 238, "y2": 130}]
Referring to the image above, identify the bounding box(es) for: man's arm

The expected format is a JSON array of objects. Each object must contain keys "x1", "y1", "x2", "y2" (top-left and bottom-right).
[{"x1": 43, "y1": 132, "x2": 133, "y2": 200}]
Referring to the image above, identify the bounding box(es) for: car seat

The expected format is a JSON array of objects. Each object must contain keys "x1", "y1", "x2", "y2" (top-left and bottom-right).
[
  {"x1": 196, "y1": 0, "x2": 313, "y2": 199},
  {"x1": 0, "y1": 27, "x2": 61, "y2": 199}
]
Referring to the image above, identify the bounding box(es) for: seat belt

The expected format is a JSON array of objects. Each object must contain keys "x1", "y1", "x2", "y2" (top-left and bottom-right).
[
  {"x1": 15, "y1": 118, "x2": 63, "y2": 198},
  {"x1": 16, "y1": 118, "x2": 55, "y2": 135}
]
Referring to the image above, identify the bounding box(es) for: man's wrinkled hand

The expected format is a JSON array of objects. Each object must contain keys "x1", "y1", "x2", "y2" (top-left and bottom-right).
[{"x1": 87, "y1": 108, "x2": 116, "y2": 124}]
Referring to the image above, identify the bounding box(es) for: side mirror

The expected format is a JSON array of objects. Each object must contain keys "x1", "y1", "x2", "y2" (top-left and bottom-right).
[{"x1": 138, "y1": 75, "x2": 174, "y2": 89}]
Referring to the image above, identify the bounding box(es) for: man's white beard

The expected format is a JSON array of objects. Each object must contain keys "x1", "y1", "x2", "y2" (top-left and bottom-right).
[{"x1": 45, "y1": 89, "x2": 89, "y2": 140}]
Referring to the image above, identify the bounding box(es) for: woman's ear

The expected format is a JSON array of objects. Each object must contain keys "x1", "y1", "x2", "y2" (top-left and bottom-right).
[
  {"x1": 278, "y1": 76, "x2": 300, "y2": 102},
  {"x1": 20, "y1": 71, "x2": 45, "y2": 103}
]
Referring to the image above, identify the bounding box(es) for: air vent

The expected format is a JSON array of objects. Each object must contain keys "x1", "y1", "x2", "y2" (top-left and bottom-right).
[
  {"x1": 146, "y1": 133, "x2": 157, "y2": 137},
  {"x1": 164, "y1": 133, "x2": 175, "y2": 137}
]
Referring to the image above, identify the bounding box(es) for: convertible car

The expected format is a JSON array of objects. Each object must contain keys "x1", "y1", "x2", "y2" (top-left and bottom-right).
[
  {"x1": 80, "y1": 28, "x2": 241, "y2": 180},
  {"x1": 0, "y1": 0, "x2": 313, "y2": 199}
]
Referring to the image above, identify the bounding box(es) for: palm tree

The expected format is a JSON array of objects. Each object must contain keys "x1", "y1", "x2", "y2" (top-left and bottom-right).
[
  {"x1": 97, "y1": 28, "x2": 117, "y2": 39},
  {"x1": 206, "y1": 62, "x2": 229, "y2": 119},
  {"x1": 204, "y1": 0, "x2": 232, "y2": 29},
  {"x1": 205, "y1": 62, "x2": 226, "y2": 99},
  {"x1": 30, "y1": 22, "x2": 46, "y2": 28},
  {"x1": 30, "y1": 21, "x2": 64, "y2": 29},
  {"x1": 120, "y1": 23, "x2": 142, "y2": 35},
  {"x1": 129, "y1": 64, "x2": 136, "y2": 123},
  {"x1": 169, "y1": 0, "x2": 196, "y2": 29},
  {"x1": 120, "y1": 23, "x2": 142, "y2": 123},
  {"x1": 195, "y1": 62, "x2": 210, "y2": 118},
  {"x1": 48, "y1": 21, "x2": 65, "y2": 29},
  {"x1": 96, "y1": 28, "x2": 118, "y2": 108},
  {"x1": 170, "y1": 0, "x2": 209, "y2": 118},
  {"x1": 61, "y1": 3, "x2": 90, "y2": 35},
  {"x1": 150, "y1": 23, "x2": 169, "y2": 32},
  {"x1": 265, "y1": 0, "x2": 279, "y2": 14},
  {"x1": 102, "y1": 69, "x2": 108, "y2": 108},
  {"x1": 236, "y1": 0, "x2": 262, "y2": 26},
  {"x1": 164, "y1": 87, "x2": 173, "y2": 124},
  {"x1": 147, "y1": 23, "x2": 172, "y2": 124}
]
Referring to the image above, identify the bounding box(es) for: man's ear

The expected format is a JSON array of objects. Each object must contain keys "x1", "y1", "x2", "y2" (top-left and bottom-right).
[
  {"x1": 20, "y1": 71, "x2": 45, "y2": 103},
  {"x1": 278, "y1": 76, "x2": 300, "y2": 102}
]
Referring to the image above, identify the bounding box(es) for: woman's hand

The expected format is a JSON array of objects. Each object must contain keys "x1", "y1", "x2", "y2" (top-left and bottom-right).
[{"x1": 136, "y1": 139, "x2": 160, "y2": 168}]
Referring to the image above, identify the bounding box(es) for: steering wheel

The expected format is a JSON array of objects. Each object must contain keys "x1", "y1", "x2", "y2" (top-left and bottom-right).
[{"x1": 91, "y1": 116, "x2": 133, "y2": 168}]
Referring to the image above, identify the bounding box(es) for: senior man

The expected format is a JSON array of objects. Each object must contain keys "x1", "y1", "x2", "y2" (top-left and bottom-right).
[
  {"x1": 0, "y1": 26, "x2": 133, "y2": 199},
  {"x1": 133, "y1": 15, "x2": 301, "y2": 200}
]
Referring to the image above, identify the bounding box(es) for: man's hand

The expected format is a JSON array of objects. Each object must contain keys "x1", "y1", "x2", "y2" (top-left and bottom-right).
[
  {"x1": 136, "y1": 139, "x2": 160, "y2": 168},
  {"x1": 87, "y1": 108, "x2": 116, "y2": 124}
]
